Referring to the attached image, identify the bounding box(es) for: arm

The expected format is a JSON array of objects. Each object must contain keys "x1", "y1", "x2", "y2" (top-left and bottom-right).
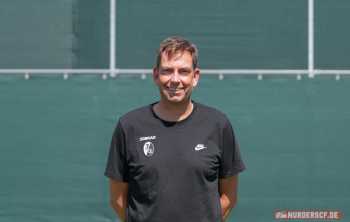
[
  {"x1": 109, "y1": 178, "x2": 130, "y2": 222},
  {"x1": 218, "y1": 174, "x2": 239, "y2": 222}
]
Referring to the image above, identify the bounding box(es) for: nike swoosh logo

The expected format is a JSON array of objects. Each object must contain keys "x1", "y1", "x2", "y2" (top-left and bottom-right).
[{"x1": 195, "y1": 146, "x2": 207, "y2": 151}]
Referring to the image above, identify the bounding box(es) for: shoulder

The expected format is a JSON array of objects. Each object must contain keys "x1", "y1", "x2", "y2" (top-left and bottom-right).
[
  {"x1": 120, "y1": 104, "x2": 151, "y2": 120},
  {"x1": 118, "y1": 104, "x2": 153, "y2": 125},
  {"x1": 116, "y1": 104, "x2": 156, "y2": 132},
  {"x1": 195, "y1": 102, "x2": 229, "y2": 122}
]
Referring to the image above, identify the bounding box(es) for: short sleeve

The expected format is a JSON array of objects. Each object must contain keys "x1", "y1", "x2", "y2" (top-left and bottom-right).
[
  {"x1": 219, "y1": 118, "x2": 246, "y2": 179},
  {"x1": 104, "y1": 120, "x2": 129, "y2": 182}
]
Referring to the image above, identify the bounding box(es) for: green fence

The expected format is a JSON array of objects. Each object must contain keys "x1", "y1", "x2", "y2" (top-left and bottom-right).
[
  {"x1": 1, "y1": 0, "x2": 349, "y2": 69},
  {"x1": 1, "y1": 75, "x2": 349, "y2": 221},
  {"x1": 314, "y1": 0, "x2": 350, "y2": 69},
  {"x1": 0, "y1": 0, "x2": 349, "y2": 221},
  {"x1": 0, "y1": 0, "x2": 72, "y2": 69}
]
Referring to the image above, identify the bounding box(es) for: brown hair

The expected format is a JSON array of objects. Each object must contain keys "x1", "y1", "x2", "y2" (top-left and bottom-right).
[{"x1": 156, "y1": 37, "x2": 198, "y2": 70}]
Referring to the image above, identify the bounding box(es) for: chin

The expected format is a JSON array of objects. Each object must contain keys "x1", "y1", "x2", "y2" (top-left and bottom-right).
[
  {"x1": 166, "y1": 95, "x2": 190, "y2": 104},
  {"x1": 166, "y1": 98, "x2": 184, "y2": 104},
  {"x1": 160, "y1": 90, "x2": 190, "y2": 104}
]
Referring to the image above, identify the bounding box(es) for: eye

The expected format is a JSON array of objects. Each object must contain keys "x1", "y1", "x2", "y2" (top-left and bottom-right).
[
  {"x1": 162, "y1": 69, "x2": 173, "y2": 75},
  {"x1": 179, "y1": 70, "x2": 190, "y2": 75}
]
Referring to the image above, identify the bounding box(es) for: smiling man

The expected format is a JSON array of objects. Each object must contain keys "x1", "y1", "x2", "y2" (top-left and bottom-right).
[{"x1": 105, "y1": 37, "x2": 246, "y2": 222}]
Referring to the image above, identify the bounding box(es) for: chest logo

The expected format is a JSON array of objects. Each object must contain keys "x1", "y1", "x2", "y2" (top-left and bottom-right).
[
  {"x1": 195, "y1": 144, "x2": 207, "y2": 151},
  {"x1": 143, "y1": 142, "x2": 154, "y2": 157}
]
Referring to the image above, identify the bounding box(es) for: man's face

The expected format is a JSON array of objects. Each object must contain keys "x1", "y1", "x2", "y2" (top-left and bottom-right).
[{"x1": 153, "y1": 50, "x2": 200, "y2": 105}]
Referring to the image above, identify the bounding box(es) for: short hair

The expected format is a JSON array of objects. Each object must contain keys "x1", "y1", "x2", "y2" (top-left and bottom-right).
[{"x1": 156, "y1": 37, "x2": 198, "y2": 70}]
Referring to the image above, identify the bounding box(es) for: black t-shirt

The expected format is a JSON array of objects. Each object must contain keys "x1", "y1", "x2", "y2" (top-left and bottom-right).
[{"x1": 105, "y1": 101, "x2": 246, "y2": 222}]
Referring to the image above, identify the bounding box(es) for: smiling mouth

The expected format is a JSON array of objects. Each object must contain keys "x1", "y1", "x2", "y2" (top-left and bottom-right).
[{"x1": 167, "y1": 87, "x2": 183, "y2": 92}]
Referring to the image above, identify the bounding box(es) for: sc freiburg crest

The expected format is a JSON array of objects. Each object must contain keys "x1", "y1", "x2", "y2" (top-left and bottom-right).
[{"x1": 143, "y1": 142, "x2": 154, "y2": 157}]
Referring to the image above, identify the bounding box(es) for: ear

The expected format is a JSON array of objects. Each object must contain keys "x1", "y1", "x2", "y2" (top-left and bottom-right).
[
  {"x1": 192, "y1": 68, "x2": 200, "y2": 87},
  {"x1": 153, "y1": 67, "x2": 159, "y2": 86}
]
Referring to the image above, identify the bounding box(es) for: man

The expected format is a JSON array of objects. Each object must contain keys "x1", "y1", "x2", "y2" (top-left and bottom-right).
[{"x1": 105, "y1": 37, "x2": 245, "y2": 222}]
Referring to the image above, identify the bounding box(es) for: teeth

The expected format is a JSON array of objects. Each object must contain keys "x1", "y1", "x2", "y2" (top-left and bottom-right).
[{"x1": 169, "y1": 87, "x2": 181, "y2": 91}]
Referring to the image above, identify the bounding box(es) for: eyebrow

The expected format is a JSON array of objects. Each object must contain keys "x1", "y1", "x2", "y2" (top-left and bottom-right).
[{"x1": 161, "y1": 66, "x2": 192, "y2": 70}]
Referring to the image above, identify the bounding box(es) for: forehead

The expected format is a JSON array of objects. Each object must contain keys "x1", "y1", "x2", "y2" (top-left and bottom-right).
[{"x1": 160, "y1": 50, "x2": 193, "y2": 69}]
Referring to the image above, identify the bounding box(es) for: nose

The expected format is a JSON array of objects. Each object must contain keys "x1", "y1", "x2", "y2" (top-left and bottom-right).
[{"x1": 171, "y1": 71, "x2": 180, "y2": 82}]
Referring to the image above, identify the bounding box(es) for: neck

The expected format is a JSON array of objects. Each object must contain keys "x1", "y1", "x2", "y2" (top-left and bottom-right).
[{"x1": 153, "y1": 98, "x2": 193, "y2": 122}]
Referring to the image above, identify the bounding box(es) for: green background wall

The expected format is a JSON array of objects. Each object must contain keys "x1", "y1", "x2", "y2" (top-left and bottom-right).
[
  {"x1": 0, "y1": 0, "x2": 349, "y2": 221},
  {"x1": 72, "y1": 0, "x2": 110, "y2": 69},
  {"x1": 314, "y1": 0, "x2": 350, "y2": 69},
  {"x1": 114, "y1": 0, "x2": 308, "y2": 69},
  {"x1": 1, "y1": 0, "x2": 349, "y2": 69},
  {"x1": 1, "y1": 75, "x2": 349, "y2": 221},
  {"x1": 0, "y1": 0, "x2": 73, "y2": 68}
]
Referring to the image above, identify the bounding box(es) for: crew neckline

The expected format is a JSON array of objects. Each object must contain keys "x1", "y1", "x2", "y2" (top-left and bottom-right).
[{"x1": 149, "y1": 101, "x2": 197, "y2": 128}]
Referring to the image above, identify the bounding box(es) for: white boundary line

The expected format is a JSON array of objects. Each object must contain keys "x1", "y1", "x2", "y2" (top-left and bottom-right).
[
  {"x1": 0, "y1": 69, "x2": 349, "y2": 75},
  {"x1": 308, "y1": 0, "x2": 314, "y2": 78},
  {"x1": 110, "y1": 0, "x2": 116, "y2": 77}
]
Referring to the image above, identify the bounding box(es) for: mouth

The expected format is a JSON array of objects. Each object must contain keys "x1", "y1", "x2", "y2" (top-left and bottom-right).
[{"x1": 167, "y1": 87, "x2": 183, "y2": 93}]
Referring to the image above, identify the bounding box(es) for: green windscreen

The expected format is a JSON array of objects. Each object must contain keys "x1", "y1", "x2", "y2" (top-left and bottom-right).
[
  {"x1": 314, "y1": 0, "x2": 350, "y2": 69},
  {"x1": 1, "y1": 75, "x2": 349, "y2": 221},
  {"x1": 72, "y1": 0, "x2": 308, "y2": 70},
  {"x1": 72, "y1": 0, "x2": 110, "y2": 69},
  {"x1": 115, "y1": 0, "x2": 308, "y2": 69},
  {"x1": 2, "y1": 0, "x2": 350, "y2": 70},
  {"x1": 0, "y1": 0, "x2": 73, "y2": 69},
  {"x1": 0, "y1": 0, "x2": 349, "y2": 221}
]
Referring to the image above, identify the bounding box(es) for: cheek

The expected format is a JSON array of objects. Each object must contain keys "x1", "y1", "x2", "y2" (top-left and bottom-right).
[
  {"x1": 187, "y1": 79, "x2": 196, "y2": 88},
  {"x1": 180, "y1": 76, "x2": 193, "y2": 85},
  {"x1": 159, "y1": 77, "x2": 172, "y2": 86}
]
